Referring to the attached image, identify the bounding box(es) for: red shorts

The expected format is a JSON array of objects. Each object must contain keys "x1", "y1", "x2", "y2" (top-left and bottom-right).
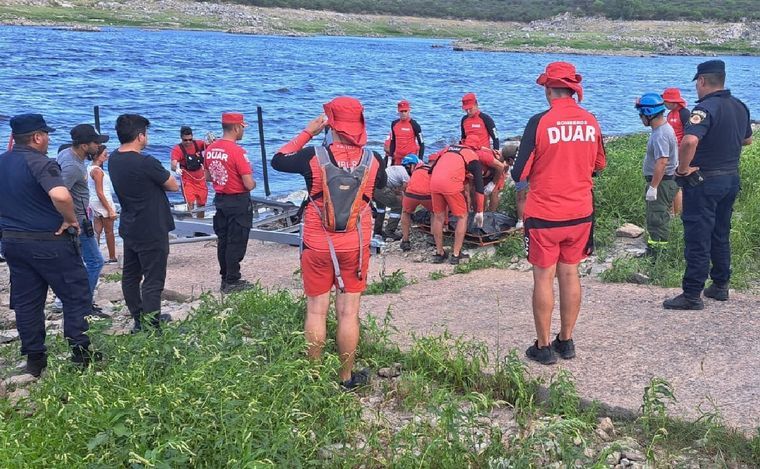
[
  {"x1": 402, "y1": 193, "x2": 432, "y2": 213},
  {"x1": 431, "y1": 191, "x2": 467, "y2": 217},
  {"x1": 525, "y1": 221, "x2": 592, "y2": 268},
  {"x1": 182, "y1": 177, "x2": 208, "y2": 206},
  {"x1": 301, "y1": 246, "x2": 370, "y2": 296}
]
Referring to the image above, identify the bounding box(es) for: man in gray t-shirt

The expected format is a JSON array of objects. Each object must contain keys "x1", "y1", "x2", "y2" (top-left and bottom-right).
[
  {"x1": 56, "y1": 124, "x2": 109, "y2": 307},
  {"x1": 636, "y1": 93, "x2": 679, "y2": 252},
  {"x1": 373, "y1": 156, "x2": 416, "y2": 240}
]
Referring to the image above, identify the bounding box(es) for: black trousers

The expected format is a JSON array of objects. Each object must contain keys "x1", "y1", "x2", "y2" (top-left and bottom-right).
[
  {"x1": 213, "y1": 193, "x2": 253, "y2": 283},
  {"x1": 122, "y1": 237, "x2": 169, "y2": 321},
  {"x1": 2, "y1": 237, "x2": 91, "y2": 355}
]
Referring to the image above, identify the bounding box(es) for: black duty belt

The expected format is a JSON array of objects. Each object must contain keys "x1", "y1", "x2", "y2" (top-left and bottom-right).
[
  {"x1": 1, "y1": 230, "x2": 72, "y2": 241},
  {"x1": 644, "y1": 175, "x2": 675, "y2": 182},
  {"x1": 699, "y1": 169, "x2": 738, "y2": 178},
  {"x1": 215, "y1": 192, "x2": 250, "y2": 198}
]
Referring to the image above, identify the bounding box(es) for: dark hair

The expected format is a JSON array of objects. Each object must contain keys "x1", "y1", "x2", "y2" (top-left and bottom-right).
[
  {"x1": 222, "y1": 123, "x2": 236, "y2": 132},
  {"x1": 180, "y1": 125, "x2": 193, "y2": 136},
  {"x1": 549, "y1": 87, "x2": 575, "y2": 97},
  {"x1": 13, "y1": 132, "x2": 35, "y2": 145},
  {"x1": 702, "y1": 72, "x2": 726, "y2": 87},
  {"x1": 115, "y1": 114, "x2": 150, "y2": 144}
]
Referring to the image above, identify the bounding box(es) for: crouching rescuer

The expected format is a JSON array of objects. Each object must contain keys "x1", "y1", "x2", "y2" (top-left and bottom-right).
[{"x1": 271, "y1": 97, "x2": 387, "y2": 390}]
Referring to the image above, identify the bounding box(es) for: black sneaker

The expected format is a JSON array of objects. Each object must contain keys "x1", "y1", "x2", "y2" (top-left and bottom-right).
[
  {"x1": 663, "y1": 293, "x2": 704, "y2": 310},
  {"x1": 400, "y1": 240, "x2": 411, "y2": 252},
  {"x1": 551, "y1": 335, "x2": 576, "y2": 359},
  {"x1": 341, "y1": 368, "x2": 371, "y2": 391},
  {"x1": 222, "y1": 279, "x2": 255, "y2": 294},
  {"x1": 704, "y1": 283, "x2": 729, "y2": 301},
  {"x1": 71, "y1": 347, "x2": 103, "y2": 366},
  {"x1": 525, "y1": 341, "x2": 557, "y2": 365},
  {"x1": 449, "y1": 252, "x2": 470, "y2": 265},
  {"x1": 432, "y1": 251, "x2": 449, "y2": 264},
  {"x1": 25, "y1": 352, "x2": 48, "y2": 377}
]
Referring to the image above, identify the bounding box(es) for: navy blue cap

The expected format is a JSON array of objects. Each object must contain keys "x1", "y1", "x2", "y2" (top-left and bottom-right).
[
  {"x1": 9, "y1": 113, "x2": 56, "y2": 135},
  {"x1": 70, "y1": 124, "x2": 109, "y2": 144},
  {"x1": 692, "y1": 59, "x2": 725, "y2": 81}
]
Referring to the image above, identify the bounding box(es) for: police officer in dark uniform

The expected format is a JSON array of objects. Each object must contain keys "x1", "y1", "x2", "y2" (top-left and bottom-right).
[
  {"x1": 663, "y1": 60, "x2": 753, "y2": 310},
  {"x1": 0, "y1": 114, "x2": 102, "y2": 376}
]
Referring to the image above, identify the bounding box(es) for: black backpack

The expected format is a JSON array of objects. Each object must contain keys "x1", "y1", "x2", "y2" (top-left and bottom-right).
[{"x1": 181, "y1": 141, "x2": 204, "y2": 171}]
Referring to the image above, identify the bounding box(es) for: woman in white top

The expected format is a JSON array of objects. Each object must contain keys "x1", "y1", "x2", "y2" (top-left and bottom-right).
[{"x1": 88, "y1": 145, "x2": 118, "y2": 263}]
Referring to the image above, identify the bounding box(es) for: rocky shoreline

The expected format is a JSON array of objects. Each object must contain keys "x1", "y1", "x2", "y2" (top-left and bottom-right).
[{"x1": 0, "y1": 0, "x2": 758, "y2": 56}]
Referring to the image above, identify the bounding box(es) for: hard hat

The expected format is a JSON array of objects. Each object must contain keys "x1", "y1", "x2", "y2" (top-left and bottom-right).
[
  {"x1": 635, "y1": 93, "x2": 666, "y2": 117},
  {"x1": 401, "y1": 154, "x2": 420, "y2": 166}
]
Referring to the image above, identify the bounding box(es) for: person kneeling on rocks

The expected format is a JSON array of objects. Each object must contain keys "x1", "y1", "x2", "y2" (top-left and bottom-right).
[
  {"x1": 373, "y1": 154, "x2": 418, "y2": 242},
  {"x1": 400, "y1": 158, "x2": 435, "y2": 252},
  {"x1": 271, "y1": 96, "x2": 387, "y2": 390}
]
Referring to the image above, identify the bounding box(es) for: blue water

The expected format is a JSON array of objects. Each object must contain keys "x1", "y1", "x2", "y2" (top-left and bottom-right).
[{"x1": 1, "y1": 26, "x2": 758, "y2": 199}]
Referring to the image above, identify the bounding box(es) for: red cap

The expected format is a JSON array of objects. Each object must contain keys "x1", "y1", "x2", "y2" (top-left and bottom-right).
[
  {"x1": 461, "y1": 92, "x2": 477, "y2": 110},
  {"x1": 323, "y1": 96, "x2": 367, "y2": 146},
  {"x1": 397, "y1": 100, "x2": 411, "y2": 112},
  {"x1": 222, "y1": 112, "x2": 247, "y2": 127},
  {"x1": 662, "y1": 88, "x2": 687, "y2": 107},
  {"x1": 536, "y1": 62, "x2": 584, "y2": 102}
]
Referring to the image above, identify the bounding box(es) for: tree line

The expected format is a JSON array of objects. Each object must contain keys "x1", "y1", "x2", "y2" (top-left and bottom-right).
[{"x1": 227, "y1": 0, "x2": 759, "y2": 22}]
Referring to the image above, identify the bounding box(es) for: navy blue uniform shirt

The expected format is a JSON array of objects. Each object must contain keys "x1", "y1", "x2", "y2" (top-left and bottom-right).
[
  {"x1": 0, "y1": 145, "x2": 64, "y2": 232},
  {"x1": 685, "y1": 89, "x2": 752, "y2": 172}
]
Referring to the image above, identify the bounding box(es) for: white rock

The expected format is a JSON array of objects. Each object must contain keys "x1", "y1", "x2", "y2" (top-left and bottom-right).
[
  {"x1": 0, "y1": 329, "x2": 19, "y2": 344},
  {"x1": 616, "y1": 223, "x2": 645, "y2": 238},
  {"x1": 5, "y1": 373, "x2": 38, "y2": 387}
]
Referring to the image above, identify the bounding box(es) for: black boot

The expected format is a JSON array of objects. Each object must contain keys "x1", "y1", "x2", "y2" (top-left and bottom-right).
[
  {"x1": 663, "y1": 293, "x2": 704, "y2": 310},
  {"x1": 71, "y1": 346, "x2": 103, "y2": 366},
  {"x1": 704, "y1": 283, "x2": 729, "y2": 301},
  {"x1": 25, "y1": 352, "x2": 48, "y2": 377}
]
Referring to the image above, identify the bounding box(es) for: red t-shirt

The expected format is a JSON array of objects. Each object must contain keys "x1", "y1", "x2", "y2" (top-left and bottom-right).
[
  {"x1": 170, "y1": 140, "x2": 206, "y2": 181},
  {"x1": 667, "y1": 106, "x2": 690, "y2": 145},
  {"x1": 204, "y1": 139, "x2": 252, "y2": 194},
  {"x1": 389, "y1": 118, "x2": 422, "y2": 164},
  {"x1": 430, "y1": 146, "x2": 478, "y2": 194},
  {"x1": 511, "y1": 97, "x2": 606, "y2": 221},
  {"x1": 405, "y1": 163, "x2": 432, "y2": 196},
  {"x1": 460, "y1": 111, "x2": 499, "y2": 149}
]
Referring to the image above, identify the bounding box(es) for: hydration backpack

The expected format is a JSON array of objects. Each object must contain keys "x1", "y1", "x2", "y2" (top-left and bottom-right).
[{"x1": 181, "y1": 141, "x2": 204, "y2": 171}]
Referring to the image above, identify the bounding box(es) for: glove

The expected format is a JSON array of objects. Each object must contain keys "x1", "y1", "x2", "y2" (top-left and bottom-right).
[
  {"x1": 645, "y1": 185, "x2": 657, "y2": 202},
  {"x1": 474, "y1": 212, "x2": 484, "y2": 228}
]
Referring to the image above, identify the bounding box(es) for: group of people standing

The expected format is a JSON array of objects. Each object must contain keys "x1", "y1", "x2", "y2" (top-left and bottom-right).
[{"x1": 0, "y1": 58, "x2": 751, "y2": 387}]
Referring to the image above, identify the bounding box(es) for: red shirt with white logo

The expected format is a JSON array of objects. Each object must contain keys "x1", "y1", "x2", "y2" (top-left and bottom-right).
[
  {"x1": 204, "y1": 139, "x2": 252, "y2": 194},
  {"x1": 460, "y1": 111, "x2": 499, "y2": 149},
  {"x1": 389, "y1": 118, "x2": 424, "y2": 164},
  {"x1": 170, "y1": 140, "x2": 207, "y2": 182},
  {"x1": 511, "y1": 97, "x2": 606, "y2": 221}
]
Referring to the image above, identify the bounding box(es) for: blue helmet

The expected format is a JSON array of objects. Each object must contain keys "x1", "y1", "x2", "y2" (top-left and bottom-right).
[
  {"x1": 635, "y1": 93, "x2": 666, "y2": 117},
  {"x1": 401, "y1": 154, "x2": 420, "y2": 166}
]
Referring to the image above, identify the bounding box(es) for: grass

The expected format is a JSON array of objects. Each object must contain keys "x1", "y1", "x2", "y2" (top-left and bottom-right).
[
  {"x1": 1, "y1": 286, "x2": 758, "y2": 466},
  {"x1": 101, "y1": 271, "x2": 123, "y2": 283},
  {"x1": 364, "y1": 268, "x2": 414, "y2": 295}
]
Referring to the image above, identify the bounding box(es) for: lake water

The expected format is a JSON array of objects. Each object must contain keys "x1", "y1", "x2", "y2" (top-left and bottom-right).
[{"x1": 1, "y1": 26, "x2": 758, "y2": 200}]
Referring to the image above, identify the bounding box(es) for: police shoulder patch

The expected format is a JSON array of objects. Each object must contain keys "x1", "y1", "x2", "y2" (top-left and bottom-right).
[{"x1": 690, "y1": 110, "x2": 707, "y2": 125}]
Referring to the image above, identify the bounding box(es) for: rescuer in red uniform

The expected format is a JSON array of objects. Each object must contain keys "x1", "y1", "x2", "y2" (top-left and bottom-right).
[
  {"x1": 460, "y1": 93, "x2": 499, "y2": 150},
  {"x1": 663, "y1": 87, "x2": 689, "y2": 215},
  {"x1": 511, "y1": 62, "x2": 606, "y2": 365}
]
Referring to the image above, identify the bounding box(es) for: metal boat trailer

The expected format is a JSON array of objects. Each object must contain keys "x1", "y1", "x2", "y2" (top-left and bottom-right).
[{"x1": 169, "y1": 195, "x2": 302, "y2": 246}]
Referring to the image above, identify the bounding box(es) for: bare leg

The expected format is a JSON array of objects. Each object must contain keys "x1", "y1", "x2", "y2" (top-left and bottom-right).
[
  {"x1": 196, "y1": 203, "x2": 205, "y2": 219},
  {"x1": 401, "y1": 211, "x2": 411, "y2": 242},
  {"x1": 432, "y1": 211, "x2": 446, "y2": 255},
  {"x1": 335, "y1": 291, "x2": 362, "y2": 382},
  {"x1": 305, "y1": 292, "x2": 331, "y2": 361},
  {"x1": 556, "y1": 262, "x2": 581, "y2": 341},
  {"x1": 516, "y1": 189, "x2": 528, "y2": 222},
  {"x1": 452, "y1": 215, "x2": 468, "y2": 257},
  {"x1": 532, "y1": 264, "x2": 557, "y2": 347},
  {"x1": 672, "y1": 189, "x2": 682, "y2": 215},
  {"x1": 93, "y1": 216, "x2": 104, "y2": 245},
  {"x1": 103, "y1": 218, "x2": 117, "y2": 261},
  {"x1": 488, "y1": 190, "x2": 500, "y2": 212}
]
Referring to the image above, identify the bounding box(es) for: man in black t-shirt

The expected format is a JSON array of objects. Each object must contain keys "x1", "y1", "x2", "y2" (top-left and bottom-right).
[{"x1": 109, "y1": 114, "x2": 179, "y2": 332}]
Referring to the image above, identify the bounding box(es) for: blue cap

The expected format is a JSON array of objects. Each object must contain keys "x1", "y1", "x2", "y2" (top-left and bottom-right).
[
  {"x1": 692, "y1": 59, "x2": 725, "y2": 81},
  {"x1": 10, "y1": 113, "x2": 56, "y2": 135}
]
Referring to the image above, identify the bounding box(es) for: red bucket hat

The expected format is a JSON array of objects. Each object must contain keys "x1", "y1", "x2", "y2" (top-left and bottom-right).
[
  {"x1": 461, "y1": 92, "x2": 477, "y2": 110},
  {"x1": 323, "y1": 96, "x2": 367, "y2": 146},
  {"x1": 397, "y1": 100, "x2": 411, "y2": 112},
  {"x1": 662, "y1": 88, "x2": 687, "y2": 107},
  {"x1": 536, "y1": 62, "x2": 584, "y2": 102}
]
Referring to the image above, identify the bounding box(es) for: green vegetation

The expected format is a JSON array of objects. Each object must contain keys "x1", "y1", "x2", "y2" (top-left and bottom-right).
[
  {"x1": 428, "y1": 269, "x2": 447, "y2": 280},
  {"x1": 236, "y1": 0, "x2": 760, "y2": 22},
  {"x1": 364, "y1": 268, "x2": 414, "y2": 295},
  {"x1": 101, "y1": 271, "x2": 123, "y2": 283},
  {"x1": 596, "y1": 131, "x2": 760, "y2": 290},
  {"x1": 1, "y1": 288, "x2": 758, "y2": 466}
]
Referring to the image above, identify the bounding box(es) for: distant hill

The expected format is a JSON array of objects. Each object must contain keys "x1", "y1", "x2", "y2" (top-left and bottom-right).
[{"x1": 231, "y1": 0, "x2": 760, "y2": 22}]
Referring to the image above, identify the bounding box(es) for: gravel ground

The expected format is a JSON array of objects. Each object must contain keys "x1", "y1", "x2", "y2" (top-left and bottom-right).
[{"x1": 2, "y1": 237, "x2": 758, "y2": 431}]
